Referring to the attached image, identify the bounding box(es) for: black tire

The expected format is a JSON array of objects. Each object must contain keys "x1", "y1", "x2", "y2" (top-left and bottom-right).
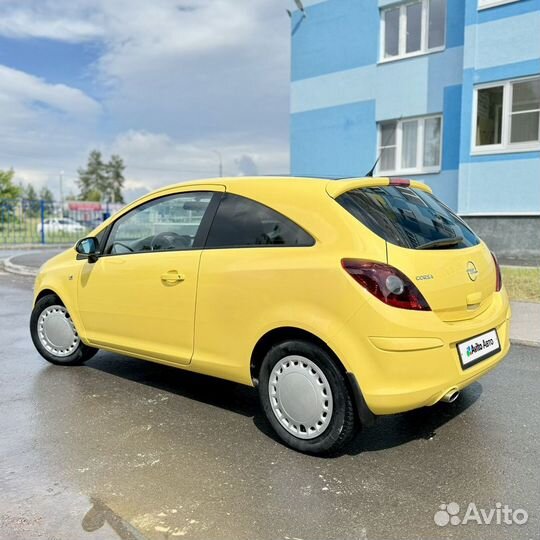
[
  {"x1": 258, "y1": 339, "x2": 356, "y2": 455},
  {"x1": 30, "y1": 294, "x2": 97, "y2": 366}
]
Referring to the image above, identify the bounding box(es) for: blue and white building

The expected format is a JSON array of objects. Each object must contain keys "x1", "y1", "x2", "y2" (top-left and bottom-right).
[{"x1": 290, "y1": 0, "x2": 540, "y2": 241}]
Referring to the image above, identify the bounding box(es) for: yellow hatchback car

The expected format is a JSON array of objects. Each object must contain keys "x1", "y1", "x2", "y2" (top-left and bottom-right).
[{"x1": 31, "y1": 177, "x2": 511, "y2": 454}]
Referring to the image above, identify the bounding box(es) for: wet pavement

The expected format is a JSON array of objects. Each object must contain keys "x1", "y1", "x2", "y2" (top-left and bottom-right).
[
  {"x1": 0, "y1": 272, "x2": 539, "y2": 540},
  {"x1": 0, "y1": 249, "x2": 64, "y2": 273},
  {"x1": 4, "y1": 249, "x2": 64, "y2": 269}
]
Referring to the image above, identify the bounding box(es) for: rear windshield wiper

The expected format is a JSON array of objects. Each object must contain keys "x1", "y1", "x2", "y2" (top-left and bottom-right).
[{"x1": 417, "y1": 236, "x2": 463, "y2": 250}]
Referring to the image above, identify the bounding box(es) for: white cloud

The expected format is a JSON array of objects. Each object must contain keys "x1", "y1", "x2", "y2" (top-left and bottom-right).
[
  {"x1": 0, "y1": 65, "x2": 101, "y2": 117},
  {"x1": 0, "y1": 0, "x2": 291, "y2": 202},
  {"x1": 0, "y1": 65, "x2": 102, "y2": 198},
  {"x1": 98, "y1": 1, "x2": 255, "y2": 74},
  {"x1": 0, "y1": 1, "x2": 258, "y2": 52},
  {"x1": 0, "y1": 6, "x2": 103, "y2": 42},
  {"x1": 110, "y1": 129, "x2": 289, "y2": 201},
  {"x1": 11, "y1": 168, "x2": 50, "y2": 188},
  {"x1": 0, "y1": 64, "x2": 101, "y2": 165}
]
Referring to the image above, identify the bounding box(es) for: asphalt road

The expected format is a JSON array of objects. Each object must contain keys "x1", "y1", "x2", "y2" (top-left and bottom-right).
[
  {"x1": 5, "y1": 249, "x2": 64, "y2": 269},
  {"x1": 0, "y1": 271, "x2": 538, "y2": 540}
]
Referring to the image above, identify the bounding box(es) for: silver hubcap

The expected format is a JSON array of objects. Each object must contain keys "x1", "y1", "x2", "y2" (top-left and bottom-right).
[
  {"x1": 37, "y1": 305, "x2": 80, "y2": 357},
  {"x1": 268, "y1": 355, "x2": 333, "y2": 439}
]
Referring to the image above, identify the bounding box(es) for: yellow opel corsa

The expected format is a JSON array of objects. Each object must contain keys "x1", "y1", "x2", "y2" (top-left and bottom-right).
[{"x1": 31, "y1": 177, "x2": 511, "y2": 454}]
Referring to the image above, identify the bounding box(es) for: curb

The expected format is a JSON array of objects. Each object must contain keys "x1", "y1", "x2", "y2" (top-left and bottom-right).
[
  {"x1": 0, "y1": 244, "x2": 72, "y2": 251},
  {"x1": 2, "y1": 255, "x2": 39, "y2": 277},
  {"x1": 501, "y1": 264, "x2": 540, "y2": 270},
  {"x1": 510, "y1": 338, "x2": 540, "y2": 348}
]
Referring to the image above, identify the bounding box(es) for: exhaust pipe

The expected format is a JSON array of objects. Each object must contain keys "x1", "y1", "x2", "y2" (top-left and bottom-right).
[{"x1": 441, "y1": 389, "x2": 460, "y2": 403}]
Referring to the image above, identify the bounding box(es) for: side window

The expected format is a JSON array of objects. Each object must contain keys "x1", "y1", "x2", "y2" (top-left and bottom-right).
[
  {"x1": 381, "y1": 0, "x2": 446, "y2": 61},
  {"x1": 104, "y1": 191, "x2": 213, "y2": 255},
  {"x1": 205, "y1": 193, "x2": 314, "y2": 248}
]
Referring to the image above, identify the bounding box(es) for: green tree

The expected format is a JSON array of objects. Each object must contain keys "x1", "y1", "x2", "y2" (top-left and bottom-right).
[
  {"x1": 39, "y1": 186, "x2": 54, "y2": 203},
  {"x1": 38, "y1": 187, "x2": 55, "y2": 217},
  {"x1": 0, "y1": 170, "x2": 21, "y2": 230},
  {"x1": 106, "y1": 154, "x2": 125, "y2": 204},
  {"x1": 77, "y1": 150, "x2": 108, "y2": 201},
  {"x1": 82, "y1": 189, "x2": 102, "y2": 202},
  {"x1": 24, "y1": 183, "x2": 38, "y2": 200},
  {"x1": 77, "y1": 150, "x2": 126, "y2": 203},
  {"x1": 22, "y1": 183, "x2": 40, "y2": 216},
  {"x1": 0, "y1": 169, "x2": 21, "y2": 199}
]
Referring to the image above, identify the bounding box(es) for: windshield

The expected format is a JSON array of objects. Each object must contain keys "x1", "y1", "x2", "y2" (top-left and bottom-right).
[{"x1": 337, "y1": 186, "x2": 480, "y2": 250}]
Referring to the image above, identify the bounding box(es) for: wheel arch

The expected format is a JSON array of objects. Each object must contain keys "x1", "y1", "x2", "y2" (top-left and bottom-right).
[
  {"x1": 249, "y1": 326, "x2": 376, "y2": 428},
  {"x1": 250, "y1": 326, "x2": 348, "y2": 386},
  {"x1": 34, "y1": 288, "x2": 62, "y2": 306},
  {"x1": 33, "y1": 285, "x2": 87, "y2": 343}
]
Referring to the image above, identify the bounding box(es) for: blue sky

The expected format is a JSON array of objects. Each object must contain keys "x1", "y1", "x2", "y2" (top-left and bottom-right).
[{"x1": 0, "y1": 1, "x2": 291, "y2": 201}]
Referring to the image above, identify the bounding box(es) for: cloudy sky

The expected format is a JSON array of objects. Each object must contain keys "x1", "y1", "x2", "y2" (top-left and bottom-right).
[{"x1": 0, "y1": 0, "x2": 292, "y2": 201}]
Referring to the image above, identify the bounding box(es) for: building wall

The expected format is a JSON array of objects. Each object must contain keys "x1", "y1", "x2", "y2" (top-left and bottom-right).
[
  {"x1": 463, "y1": 216, "x2": 540, "y2": 259},
  {"x1": 458, "y1": 0, "x2": 540, "y2": 215},
  {"x1": 290, "y1": 0, "x2": 540, "y2": 217}
]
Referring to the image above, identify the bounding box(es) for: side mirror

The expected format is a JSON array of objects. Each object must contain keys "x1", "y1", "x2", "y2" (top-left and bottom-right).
[{"x1": 75, "y1": 237, "x2": 100, "y2": 263}]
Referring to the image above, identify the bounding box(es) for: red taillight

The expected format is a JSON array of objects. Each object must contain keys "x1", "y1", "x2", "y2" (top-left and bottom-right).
[
  {"x1": 342, "y1": 259, "x2": 431, "y2": 311},
  {"x1": 389, "y1": 178, "x2": 411, "y2": 187},
  {"x1": 491, "y1": 251, "x2": 502, "y2": 292}
]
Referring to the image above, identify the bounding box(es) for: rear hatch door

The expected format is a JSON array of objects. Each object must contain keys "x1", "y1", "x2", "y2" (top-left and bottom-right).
[
  {"x1": 336, "y1": 182, "x2": 497, "y2": 321},
  {"x1": 387, "y1": 242, "x2": 496, "y2": 321}
]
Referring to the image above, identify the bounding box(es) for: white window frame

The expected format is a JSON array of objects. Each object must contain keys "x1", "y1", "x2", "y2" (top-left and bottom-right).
[
  {"x1": 478, "y1": 0, "x2": 520, "y2": 10},
  {"x1": 377, "y1": 115, "x2": 443, "y2": 176},
  {"x1": 471, "y1": 76, "x2": 540, "y2": 155},
  {"x1": 379, "y1": 0, "x2": 446, "y2": 63}
]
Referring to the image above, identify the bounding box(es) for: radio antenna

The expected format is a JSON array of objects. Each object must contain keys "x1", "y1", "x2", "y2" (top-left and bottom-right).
[{"x1": 365, "y1": 116, "x2": 401, "y2": 177}]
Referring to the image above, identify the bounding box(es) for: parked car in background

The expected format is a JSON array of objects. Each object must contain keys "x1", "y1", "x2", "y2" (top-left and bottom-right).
[
  {"x1": 30, "y1": 176, "x2": 511, "y2": 455},
  {"x1": 80, "y1": 217, "x2": 106, "y2": 230},
  {"x1": 37, "y1": 217, "x2": 86, "y2": 235}
]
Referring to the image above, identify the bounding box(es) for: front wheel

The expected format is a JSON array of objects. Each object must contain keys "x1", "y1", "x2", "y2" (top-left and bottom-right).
[
  {"x1": 30, "y1": 294, "x2": 97, "y2": 366},
  {"x1": 258, "y1": 340, "x2": 356, "y2": 455}
]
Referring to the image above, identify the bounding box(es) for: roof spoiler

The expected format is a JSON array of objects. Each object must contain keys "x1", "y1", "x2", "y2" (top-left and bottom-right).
[{"x1": 325, "y1": 177, "x2": 433, "y2": 199}]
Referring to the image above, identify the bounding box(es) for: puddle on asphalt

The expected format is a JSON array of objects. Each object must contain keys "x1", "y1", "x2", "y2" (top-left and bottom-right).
[
  {"x1": 82, "y1": 498, "x2": 148, "y2": 540},
  {"x1": 81, "y1": 498, "x2": 200, "y2": 539}
]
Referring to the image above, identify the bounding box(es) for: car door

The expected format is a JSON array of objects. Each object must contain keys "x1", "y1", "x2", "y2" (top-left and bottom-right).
[
  {"x1": 77, "y1": 187, "x2": 223, "y2": 365},
  {"x1": 193, "y1": 192, "x2": 315, "y2": 382}
]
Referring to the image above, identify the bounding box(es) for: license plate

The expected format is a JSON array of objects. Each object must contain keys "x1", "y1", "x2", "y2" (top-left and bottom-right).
[{"x1": 457, "y1": 329, "x2": 501, "y2": 369}]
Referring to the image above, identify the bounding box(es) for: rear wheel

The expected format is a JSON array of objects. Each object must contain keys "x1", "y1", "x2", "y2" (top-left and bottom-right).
[
  {"x1": 258, "y1": 339, "x2": 356, "y2": 455},
  {"x1": 30, "y1": 294, "x2": 97, "y2": 366}
]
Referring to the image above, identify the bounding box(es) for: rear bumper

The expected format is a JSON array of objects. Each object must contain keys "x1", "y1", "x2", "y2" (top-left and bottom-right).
[{"x1": 334, "y1": 289, "x2": 511, "y2": 416}]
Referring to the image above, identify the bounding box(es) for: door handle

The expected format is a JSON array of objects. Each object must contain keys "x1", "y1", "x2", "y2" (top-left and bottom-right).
[{"x1": 160, "y1": 271, "x2": 185, "y2": 283}]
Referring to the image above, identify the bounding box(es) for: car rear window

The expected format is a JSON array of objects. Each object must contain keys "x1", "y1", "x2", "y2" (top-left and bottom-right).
[{"x1": 337, "y1": 186, "x2": 480, "y2": 250}]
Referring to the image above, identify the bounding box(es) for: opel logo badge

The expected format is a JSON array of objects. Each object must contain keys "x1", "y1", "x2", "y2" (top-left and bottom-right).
[{"x1": 467, "y1": 261, "x2": 479, "y2": 281}]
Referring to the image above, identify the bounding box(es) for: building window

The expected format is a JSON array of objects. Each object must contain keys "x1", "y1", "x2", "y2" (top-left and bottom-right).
[
  {"x1": 381, "y1": 0, "x2": 446, "y2": 61},
  {"x1": 378, "y1": 115, "x2": 442, "y2": 175},
  {"x1": 474, "y1": 77, "x2": 540, "y2": 153},
  {"x1": 478, "y1": 0, "x2": 520, "y2": 10}
]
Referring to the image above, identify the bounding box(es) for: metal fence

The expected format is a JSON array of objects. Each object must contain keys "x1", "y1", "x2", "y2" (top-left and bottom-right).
[{"x1": 0, "y1": 199, "x2": 122, "y2": 245}]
